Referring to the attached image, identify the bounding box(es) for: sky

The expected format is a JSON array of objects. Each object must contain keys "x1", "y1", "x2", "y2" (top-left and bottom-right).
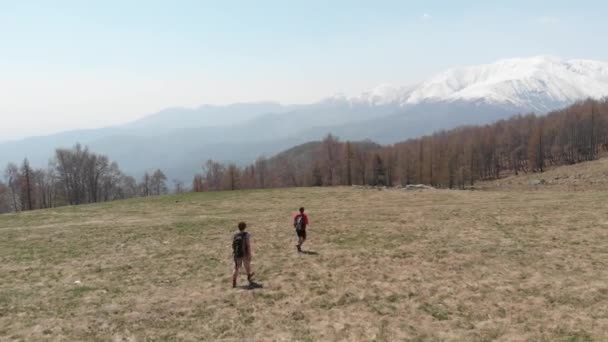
[{"x1": 1, "y1": 0, "x2": 608, "y2": 141}]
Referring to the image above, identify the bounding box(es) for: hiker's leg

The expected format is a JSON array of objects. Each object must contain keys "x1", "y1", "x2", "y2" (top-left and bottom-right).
[
  {"x1": 296, "y1": 230, "x2": 304, "y2": 251},
  {"x1": 232, "y1": 259, "x2": 241, "y2": 287},
  {"x1": 232, "y1": 267, "x2": 238, "y2": 287},
  {"x1": 244, "y1": 257, "x2": 253, "y2": 282},
  {"x1": 296, "y1": 230, "x2": 302, "y2": 251}
]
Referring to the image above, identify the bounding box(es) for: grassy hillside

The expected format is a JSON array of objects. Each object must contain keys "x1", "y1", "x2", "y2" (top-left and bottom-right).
[
  {"x1": 479, "y1": 157, "x2": 608, "y2": 192},
  {"x1": 1, "y1": 186, "x2": 608, "y2": 340},
  {"x1": 267, "y1": 139, "x2": 380, "y2": 168}
]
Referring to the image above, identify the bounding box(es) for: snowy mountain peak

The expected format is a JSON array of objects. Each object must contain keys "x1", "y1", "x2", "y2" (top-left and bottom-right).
[
  {"x1": 409, "y1": 56, "x2": 608, "y2": 111},
  {"x1": 356, "y1": 84, "x2": 415, "y2": 106},
  {"x1": 348, "y1": 56, "x2": 608, "y2": 113}
]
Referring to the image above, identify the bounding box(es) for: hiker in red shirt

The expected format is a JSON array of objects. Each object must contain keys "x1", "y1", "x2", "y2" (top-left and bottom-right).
[{"x1": 293, "y1": 207, "x2": 309, "y2": 252}]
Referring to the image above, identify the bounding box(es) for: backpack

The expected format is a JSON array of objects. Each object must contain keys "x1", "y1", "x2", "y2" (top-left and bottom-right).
[
  {"x1": 295, "y1": 215, "x2": 304, "y2": 232},
  {"x1": 232, "y1": 232, "x2": 247, "y2": 258}
]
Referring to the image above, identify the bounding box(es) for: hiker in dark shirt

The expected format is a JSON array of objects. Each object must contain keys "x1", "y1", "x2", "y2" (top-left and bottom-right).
[
  {"x1": 293, "y1": 207, "x2": 309, "y2": 252},
  {"x1": 232, "y1": 222, "x2": 254, "y2": 288}
]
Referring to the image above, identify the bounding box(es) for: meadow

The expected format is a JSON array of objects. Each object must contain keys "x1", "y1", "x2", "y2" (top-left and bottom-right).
[{"x1": 1, "y1": 182, "x2": 608, "y2": 341}]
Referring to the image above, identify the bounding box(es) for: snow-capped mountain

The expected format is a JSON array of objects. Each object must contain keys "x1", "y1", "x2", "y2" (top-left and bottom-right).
[
  {"x1": 349, "y1": 84, "x2": 416, "y2": 106},
  {"x1": 3, "y1": 56, "x2": 608, "y2": 182},
  {"x1": 348, "y1": 56, "x2": 608, "y2": 112}
]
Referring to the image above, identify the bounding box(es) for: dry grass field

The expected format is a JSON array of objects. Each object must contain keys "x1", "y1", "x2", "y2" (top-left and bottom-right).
[
  {"x1": 478, "y1": 157, "x2": 608, "y2": 192},
  {"x1": 2, "y1": 167, "x2": 608, "y2": 340}
]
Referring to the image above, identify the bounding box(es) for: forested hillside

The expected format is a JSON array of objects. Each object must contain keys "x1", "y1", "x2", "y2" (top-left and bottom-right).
[
  {"x1": 2, "y1": 99, "x2": 607, "y2": 213},
  {"x1": 191, "y1": 99, "x2": 608, "y2": 191}
]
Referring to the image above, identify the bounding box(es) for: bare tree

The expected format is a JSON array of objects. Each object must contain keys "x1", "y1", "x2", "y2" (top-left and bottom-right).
[
  {"x1": 278, "y1": 157, "x2": 298, "y2": 187},
  {"x1": 192, "y1": 174, "x2": 204, "y2": 192},
  {"x1": 119, "y1": 175, "x2": 138, "y2": 199},
  {"x1": 344, "y1": 141, "x2": 353, "y2": 186},
  {"x1": 140, "y1": 172, "x2": 151, "y2": 196},
  {"x1": 85, "y1": 154, "x2": 109, "y2": 203},
  {"x1": 240, "y1": 165, "x2": 256, "y2": 189},
  {"x1": 321, "y1": 134, "x2": 341, "y2": 185},
  {"x1": 3, "y1": 143, "x2": 144, "y2": 211},
  {"x1": 33, "y1": 169, "x2": 48, "y2": 209},
  {"x1": 54, "y1": 144, "x2": 90, "y2": 205},
  {"x1": 311, "y1": 162, "x2": 323, "y2": 186},
  {"x1": 203, "y1": 160, "x2": 225, "y2": 191},
  {"x1": 173, "y1": 179, "x2": 185, "y2": 194},
  {"x1": 0, "y1": 181, "x2": 10, "y2": 213},
  {"x1": 4, "y1": 163, "x2": 21, "y2": 212},
  {"x1": 20, "y1": 159, "x2": 34, "y2": 211},
  {"x1": 224, "y1": 164, "x2": 240, "y2": 190},
  {"x1": 353, "y1": 145, "x2": 368, "y2": 185},
  {"x1": 528, "y1": 121, "x2": 545, "y2": 172},
  {"x1": 100, "y1": 162, "x2": 122, "y2": 201},
  {"x1": 150, "y1": 169, "x2": 168, "y2": 195},
  {"x1": 371, "y1": 153, "x2": 386, "y2": 186},
  {"x1": 255, "y1": 157, "x2": 268, "y2": 188}
]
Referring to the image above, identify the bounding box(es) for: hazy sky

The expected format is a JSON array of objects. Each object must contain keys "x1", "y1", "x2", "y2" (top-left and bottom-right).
[{"x1": 1, "y1": 0, "x2": 608, "y2": 141}]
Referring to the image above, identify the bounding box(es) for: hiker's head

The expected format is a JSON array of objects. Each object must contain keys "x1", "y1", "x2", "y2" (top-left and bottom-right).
[
  {"x1": 299, "y1": 207, "x2": 305, "y2": 213},
  {"x1": 238, "y1": 222, "x2": 247, "y2": 231}
]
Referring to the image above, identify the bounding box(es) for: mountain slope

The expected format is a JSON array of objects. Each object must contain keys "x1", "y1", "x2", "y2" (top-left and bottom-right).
[
  {"x1": 350, "y1": 56, "x2": 608, "y2": 112},
  {"x1": 3, "y1": 56, "x2": 608, "y2": 182},
  {"x1": 304, "y1": 101, "x2": 522, "y2": 144},
  {"x1": 121, "y1": 102, "x2": 290, "y2": 135}
]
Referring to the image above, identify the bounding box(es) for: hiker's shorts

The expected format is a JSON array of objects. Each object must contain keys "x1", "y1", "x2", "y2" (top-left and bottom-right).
[{"x1": 296, "y1": 228, "x2": 306, "y2": 240}]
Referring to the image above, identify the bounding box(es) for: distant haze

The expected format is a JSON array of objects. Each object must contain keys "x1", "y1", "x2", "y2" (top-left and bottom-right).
[
  {"x1": 2, "y1": 1, "x2": 608, "y2": 140},
  {"x1": 2, "y1": 56, "x2": 608, "y2": 185}
]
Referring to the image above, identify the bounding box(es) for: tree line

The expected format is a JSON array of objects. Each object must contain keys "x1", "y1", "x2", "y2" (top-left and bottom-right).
[
  {"x1": 2, "y1": 99, "x2": 606, "y2": 213},
  {"x1": 0, "y1": 144, "x2": 170, "y2": 213},
  {"x1": 190, "y1": 99, "x2": 608, "y2": 191}
]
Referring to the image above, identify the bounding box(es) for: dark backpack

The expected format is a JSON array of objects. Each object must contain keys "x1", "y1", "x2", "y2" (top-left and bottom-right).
[
  {"x1": 232, "y1": 232, "x2": 247, "y2": 258},
  {"x1": 295, "y1": 215, "x2": 304, "y2": 232}
]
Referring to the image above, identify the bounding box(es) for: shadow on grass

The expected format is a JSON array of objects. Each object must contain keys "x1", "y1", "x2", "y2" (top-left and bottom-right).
[
  {"x1": 300, "y1": 250, "x2": 319, "y2": 255},
  {"x1": 238, "y1": 282, "x2": 264, "y2": 290}
]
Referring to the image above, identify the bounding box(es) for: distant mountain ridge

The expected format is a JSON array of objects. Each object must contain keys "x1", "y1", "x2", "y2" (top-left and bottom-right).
[
  {"x1": 343, "y1": 56, "x2": 608, "y2": 111},
  {"x1": 2, "y1": 56, "x2": 607, "y2": 182},
  {"x1": 121, "y1": 102, "x2": 290, "y2": 136}
]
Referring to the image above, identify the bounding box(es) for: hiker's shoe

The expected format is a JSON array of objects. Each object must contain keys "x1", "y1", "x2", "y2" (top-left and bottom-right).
[
  {"x1": 232, "y1": 280, "x2": 237, "y2": 288},
  {"x1": 297, "y1": 245, "x2": 302, "y2": 253}
]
